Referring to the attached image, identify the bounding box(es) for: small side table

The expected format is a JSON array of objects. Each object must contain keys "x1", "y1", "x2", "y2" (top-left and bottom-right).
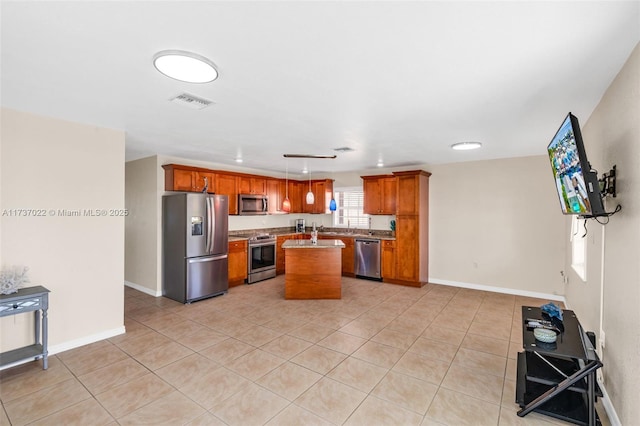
[
  {"x1": 0, "y1": 286, "x2": 50, "y2": 369},
  {"x1": 516, "y1": 306, "x2": 602, "y2": 426}
]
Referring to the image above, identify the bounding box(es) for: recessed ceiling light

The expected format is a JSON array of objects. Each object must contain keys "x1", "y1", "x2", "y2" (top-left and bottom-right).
[
  {"x1": 451, "y1": 142, "x2": 482, "y2": 151},
  {"x1": 377, "y1": 161, "x2": 384, "y2": 167},
  {"x1": 153, "y1": 50, "x2": 218, "y2": 83},
  {"x1": 235, "y1": 158, "x2": 243, "y2": 163}
]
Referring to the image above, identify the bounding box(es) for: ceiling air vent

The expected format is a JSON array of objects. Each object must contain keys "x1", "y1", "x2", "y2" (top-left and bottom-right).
[
  {"x1": 333, "y1": 147, "x2": 354, "y2": 153},
  {"x1": 169, "y1": 93, "x2": 214, "y2": 110}
]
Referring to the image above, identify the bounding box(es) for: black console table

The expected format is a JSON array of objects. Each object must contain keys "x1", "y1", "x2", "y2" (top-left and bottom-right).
[
  {"x1": 0, "y1": 286, "x2": 50, "y2": 369},
  {"x1": 516, "y1": 306, "x2": 602, "y2": 426}
]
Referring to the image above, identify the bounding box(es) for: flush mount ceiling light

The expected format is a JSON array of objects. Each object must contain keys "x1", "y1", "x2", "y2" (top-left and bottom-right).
[
  {"x1": 153, "y1": 50, "x2": 218, "y2": 83},
  {"x1": 451, "y1": 142, "x2": 482, "y2": 151}
]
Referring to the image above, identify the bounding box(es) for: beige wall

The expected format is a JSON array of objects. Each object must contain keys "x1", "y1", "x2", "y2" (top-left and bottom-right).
[
  {"x1": 428, "y1": 156, "x2": 566, "y2": 296},
  {"x1": 565, "y1": 43, "x2": 639, "y2": 424},
  {"x1": 124, "y1": 156, "x2": 160, "y2": 295},
  {"x1": 0, "y1": 109, "x2": 125, "y2": 354}
]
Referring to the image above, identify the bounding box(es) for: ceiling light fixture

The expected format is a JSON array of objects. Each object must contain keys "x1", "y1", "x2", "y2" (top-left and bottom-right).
[
  {"x1": 153, "y1": 50, "x2": 218, "y2": 83},
  {"x1": 282, "y1": 161, "x2": 291, "y2": 212},
  {"x1": 235, "y1": 157, "x2": 243, "y2": 163},
  {"x1": 306, "y1": 172, "x2": 315, "y2": 205},
  {"x1": 377, "y1": 160, "x2": 384, "y2": 167},
  {"x1": 283, "y1": 154, "x2": 337, "y2": 159},
  {"x1": 451, "y1": 142, "x2": 482, "y2": 151}
]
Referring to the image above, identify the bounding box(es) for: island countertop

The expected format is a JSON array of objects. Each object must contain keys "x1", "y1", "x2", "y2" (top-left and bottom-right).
[{"x1": 282, "y1": 239, "x2": 346, "y2": 249}]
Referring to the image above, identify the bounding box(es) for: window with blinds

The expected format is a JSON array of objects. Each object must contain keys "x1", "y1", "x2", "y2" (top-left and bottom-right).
[{"x1": 333, "y1": 187, "x2": 368, "y2": 228}]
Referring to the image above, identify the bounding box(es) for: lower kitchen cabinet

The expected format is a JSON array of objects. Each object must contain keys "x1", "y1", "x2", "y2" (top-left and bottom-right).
[
  {"x1": 340, "y1": 237, "x2": 355, "y2": 276},
  {"x1": 317, "y1": 235, "x2": 354, "y2": 276},
  {"x1": 276, "y1": 234, "x2": 300, "y2": 275},
  {"x1": 382, "y1": 239, "x2": 396, "y2": 281},
  {"x1": 228, "y1": 240, "x2": 248, "y2": 287}
]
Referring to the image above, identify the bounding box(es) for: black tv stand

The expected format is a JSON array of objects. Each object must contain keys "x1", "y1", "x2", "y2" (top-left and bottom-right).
[{"x1": 516, "y1": 306, "x2": 602, "y2": 426}]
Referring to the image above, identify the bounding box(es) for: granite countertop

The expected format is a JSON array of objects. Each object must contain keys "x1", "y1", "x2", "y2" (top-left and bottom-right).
[
  {"x1": 229, "y1": 228, "x2": 395, "y2": 241},
  {"x1": 282, "y1": 239, "x2": 346, "y2": 249}
]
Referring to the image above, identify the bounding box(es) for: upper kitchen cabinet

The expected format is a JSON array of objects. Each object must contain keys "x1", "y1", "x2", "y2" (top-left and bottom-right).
[
  {"x1": 162, "y1": 164, "x2": 215, "y2": 193},
  {"x1": 362, "y1": 175, "x2": 396, "y2": 215},
  {"x1": 287, "y1": 180, "x2": 304, "y2": 213},
  {"x1": 267, "y1": 179, "x2": 287, "y2": 214},
  {"x1": 394, "y1": 170, "x2": 430, "y2": 215},
  {"x1": 302, "y1": 179, "x2": 334, "y2": 214},
  {"x1": 214, "y1": 172, "x2": 239, "y2": 215},
  {"x1": 239, "y1": 176, "x2": 267, "y2": 195}
]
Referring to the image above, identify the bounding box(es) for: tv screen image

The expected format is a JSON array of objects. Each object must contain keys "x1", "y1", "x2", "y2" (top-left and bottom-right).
[{"x1": 547, "y1": 113, "x2": 605, "y2": 217}]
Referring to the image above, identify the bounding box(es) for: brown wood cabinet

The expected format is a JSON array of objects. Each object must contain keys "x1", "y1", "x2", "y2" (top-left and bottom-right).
[
  {"x1": 239, "y1": 176, "x2": 266, "y2": 195},
  {"x1": 163, "y1": 164, "x2": 333, "y2": 215},
  {"x1": 362, "y1": 175, "x2": 396, "y2": 215},
  {"x1": 340, "y1": 237, "x2": 355, "y2": 276},
  {"x1": 214, "y1": 173, "x2": 239, "y2": 215},
  {"x1": 276, "y1": 234, "x2": 300, "y2": 274},
  {"x1": 287, "y1": 181, "x2": 304, "y2": 213},
  {"x1": 228, "y1": 239, "x2": 248, "y2": 287},
  {"x1": 303, "y1": 179, "x2": 334, "y2": 214},
  {"x1": 390, "y1": 170, "x2": 430, "y2": 287},
  {"x1": 382, "y1": 239, "x2": 396, "y2": 281},
  {"x1": 315, "y1": 235, "x2": 354, "y2": 276},
  {"x1": 266, "y1": 179, "x2": 287, "y2": 214},
  {"x1": 162, "y1": 164, "x2": 215, "y2": 193},
  {"x1": 395, "y1": 171, "x2": 423, "y2": 215}
]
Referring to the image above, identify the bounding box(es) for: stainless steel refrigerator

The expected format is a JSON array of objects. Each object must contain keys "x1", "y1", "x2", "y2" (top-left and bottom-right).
[{"x1": 162, "y1": 193, "x2": 229, "y2": 303}]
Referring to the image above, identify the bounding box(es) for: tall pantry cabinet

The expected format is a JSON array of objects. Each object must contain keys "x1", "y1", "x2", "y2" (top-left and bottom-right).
[{"x1": 393, "y1": 170, "x2": 430, "y2": 286}]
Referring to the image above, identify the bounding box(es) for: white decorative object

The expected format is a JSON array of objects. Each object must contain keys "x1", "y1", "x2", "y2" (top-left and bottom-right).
[
  {"x1": 534, "y1": 327, "x2": 558, "y2": 343},
  {"x1": 0, "y1": 266, "x2": 30, "y2": 295}
]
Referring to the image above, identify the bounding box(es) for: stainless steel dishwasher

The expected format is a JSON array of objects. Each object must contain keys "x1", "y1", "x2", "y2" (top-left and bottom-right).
[{"x1": 355, "y1": 239, "x2": 381, "y2": 281}]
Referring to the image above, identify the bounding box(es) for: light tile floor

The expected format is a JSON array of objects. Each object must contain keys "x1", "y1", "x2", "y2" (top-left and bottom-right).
[{"x1": 0, "y1": 277, "x2": 610, "y2": 425}]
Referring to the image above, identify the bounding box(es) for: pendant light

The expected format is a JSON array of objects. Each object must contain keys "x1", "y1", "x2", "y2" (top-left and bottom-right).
[
  {"x1": 306, "y1": 171, "x2": 315, "y2": 205},
  {"x1": 329, "y1": 171, "x2": 337, "y2": 211},
  {"x1": 282, "y1": 162, "x2": 291, "y2": 212}
]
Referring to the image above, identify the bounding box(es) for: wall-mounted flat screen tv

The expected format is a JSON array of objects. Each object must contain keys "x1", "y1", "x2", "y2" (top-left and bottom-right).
[{"x1": 547, "y1": 113, "x2": 605, "y2": 217}]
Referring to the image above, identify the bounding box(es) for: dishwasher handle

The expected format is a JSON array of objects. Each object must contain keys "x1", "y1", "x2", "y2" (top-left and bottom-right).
[{"x1": 355, "y1": 239, "x2": 380, "y2": 245}]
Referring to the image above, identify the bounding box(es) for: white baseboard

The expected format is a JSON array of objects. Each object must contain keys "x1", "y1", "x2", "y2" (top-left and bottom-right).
[
  {"x1": 0, "y1": 326, "x2": 125, "y2": 371},
  {"x1": 598, "y1": 377, "x2": 622, "y2": 426},
  {"x1": 125, "y1": 280, "x2": 161, "y2": 297},
  {"x1": 428, "y1": 278, "x2": 566, "y2": 303},
  {"x1": 48, "y1": 326, "x2": 126, "y2": 355}
]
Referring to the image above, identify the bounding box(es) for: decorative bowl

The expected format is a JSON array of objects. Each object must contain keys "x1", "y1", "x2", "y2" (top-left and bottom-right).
[{"x1": 534, "y1": 327, "x2": 557, "y2": 343}]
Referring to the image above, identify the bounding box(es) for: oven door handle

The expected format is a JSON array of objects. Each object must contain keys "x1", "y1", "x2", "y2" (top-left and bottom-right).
[{"x1": 249, "y1": 241, "x2": 276, "y2": 248}]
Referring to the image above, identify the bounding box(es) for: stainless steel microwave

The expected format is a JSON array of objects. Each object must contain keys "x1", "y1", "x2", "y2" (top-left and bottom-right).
[{"x1": 238, "y1": 194, "x2": 268, "y2": 215}]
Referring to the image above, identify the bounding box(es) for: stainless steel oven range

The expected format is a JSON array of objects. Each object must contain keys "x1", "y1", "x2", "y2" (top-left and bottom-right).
[{"x1": 247, "y1": 234, "x2": 277, "y2": 284}]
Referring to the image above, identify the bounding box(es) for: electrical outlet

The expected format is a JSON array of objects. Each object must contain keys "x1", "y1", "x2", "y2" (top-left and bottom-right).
[{"x1": 600, "y1": 330, "x2": 606, "y2": 349}]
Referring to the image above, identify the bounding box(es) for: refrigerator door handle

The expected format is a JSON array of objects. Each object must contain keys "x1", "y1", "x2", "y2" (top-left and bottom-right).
[
  {"x1": 209, "y1": 196, "x2": 216, "y2": 254},
  {"x1": 205, "y1": 196, "x2": 213, "y2": 254},
  {"x1": 188, "y1": 254, "x2": 228, "y2": 263}
]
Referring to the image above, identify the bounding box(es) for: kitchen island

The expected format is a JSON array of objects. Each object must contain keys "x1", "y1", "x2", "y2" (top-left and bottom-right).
[{"x1": 282, "y1": 239, "x2": 345, "y2": 299}]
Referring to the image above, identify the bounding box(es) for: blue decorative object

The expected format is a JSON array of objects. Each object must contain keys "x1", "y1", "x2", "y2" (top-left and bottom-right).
[
  {"x1": 541, "y1": 302, "x2": 563, "y2": 321},
  {"x1": 329, "y1": 198, "x2": 336, "y2": 211}
]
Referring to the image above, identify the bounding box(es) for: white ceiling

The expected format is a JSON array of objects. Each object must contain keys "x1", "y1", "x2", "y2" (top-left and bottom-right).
[{"x1": 2, "y1": 1, "x2": 638, "y2": 175}]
